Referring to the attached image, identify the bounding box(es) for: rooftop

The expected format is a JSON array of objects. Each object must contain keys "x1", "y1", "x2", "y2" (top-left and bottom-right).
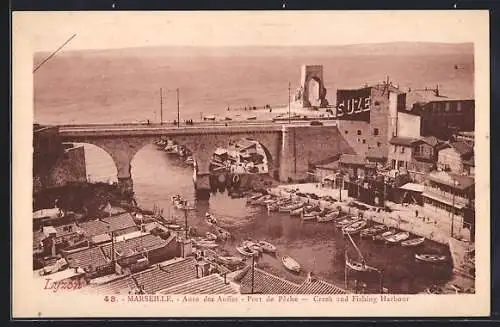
[
  {"x1": 418, "y1": 136, "x2": 444, "y2": 147},
  {"x1": 132, "y1": 257, "x2": 199, "y2": 294},
  {"x1": 64, "y1": 246, "x2": 109, "y2": 270},
  {"x1": 366, "y1": 147, "x2": 387, "y2": 159},
  {"x1": 101, "y1": 234, "x2": 173, "y2": 260},
  {"x1": 340, "y1": 154, "x2": 367, "y2": 166},
  {"x1": 238, "y1": 266, "x2": 301, "y2": 294},
  {"x1": 296, "y1": 277, "x2": 347, "y2": 294},
  {"x1": 85, "y1": 275, "x2": 137, "y2": 294},
  {"x1": 389, "y1": 136, "x2": 420, "y2": 147},
  {"x1": 158, "y1": 274, "x2": 239, "y2": 294},
  {"x1": 427, "y1": 171, "x2": 475, "y2": 190},
  {"x1": 448, "y1": 141, "x2": 474, "y2": 157},
  {"x1": 78, "y1": 213, "x2": 137, "y2": 237}
]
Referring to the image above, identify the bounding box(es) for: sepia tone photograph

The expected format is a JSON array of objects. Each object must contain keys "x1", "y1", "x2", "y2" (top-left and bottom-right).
[{"x1": 12, "y1": 11, "x2": 490, "y2": 317}]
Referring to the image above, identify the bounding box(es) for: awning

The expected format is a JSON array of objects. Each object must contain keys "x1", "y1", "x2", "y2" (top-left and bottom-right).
[
  {"x1": 214, "y1": 148, "x2": 228, "y2": 156},
  {"x1": 399, "y1": 183, "x2": 424, "y2": 193},
  {"x1": 422, "y1": 192, "x2": 466, "y2": 209}
]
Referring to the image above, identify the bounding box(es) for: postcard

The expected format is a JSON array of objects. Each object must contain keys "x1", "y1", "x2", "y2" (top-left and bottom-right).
[{"x1": 12, "y1": 10, "x2": 490, "y2": 318}]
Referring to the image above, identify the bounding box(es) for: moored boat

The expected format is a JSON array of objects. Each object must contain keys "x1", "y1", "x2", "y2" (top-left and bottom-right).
[
  {"x1": 257, "y1": 240, "x2": 277, "y2": 254},
  {"x1": 278, "y1": 202, "x2": 303, "y2": 213},
  {"x1": 345, "y1": 258, "x2": 377, "y2": 272},
  {"x1": 236, "y1": 245, "x2": 259, "y2": 257},
  {"x1": 205, "y1": 213, "x2": 218, "y2": 226},
  {"x1": 384, "y1": 231, "x2": 410, "y2": 244},
  {"x1": 343, "y1": 220, "x2": 368, "y2": 235},
  {"x1": 242, "y1": 240, "x2": 263, "y2": 253},
  {"x1": 336, "y1": 217, "x2": 361, "y2": 228},
  {"x1": 317, "y1": 211, "x2": 339, "y2": 223},
  {"x1": 282, "y1": 256, "x2": 301, "y2": 273},
  {"x1": 205, "y1": 232, "x2": 218, "y2": 241},
  {"x1": 401, "y1": 237, "x2": 425, "y2": 247},
  {"x1": 301, "y1": 212, "x2": 317, "y2": 222},
  {"x1": 415, "y1": 253, "x2": 447, "y2": 263},
  {"x1": 360, "y1": 225, "x2": 387, "y2": 238},
  {"x1": 166, "y1": 224, "x2": 182, "y2": 230},
  {"x1": 373, "y1": 229, "x2": 396, "y2": 241},
  {"x1": 290, "y1": 207, "x2": 304, "y2": 217}
]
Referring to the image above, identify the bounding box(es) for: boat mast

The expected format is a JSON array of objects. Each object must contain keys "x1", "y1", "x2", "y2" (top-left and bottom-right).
[{"x1": 346, "y1": 231, "x2": 366, "y2": 265}]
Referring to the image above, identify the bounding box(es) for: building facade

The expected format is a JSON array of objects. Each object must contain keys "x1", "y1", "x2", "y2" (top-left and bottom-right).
[{"x1": 437, "y1": 142, "x2": 474, "y2": 176}]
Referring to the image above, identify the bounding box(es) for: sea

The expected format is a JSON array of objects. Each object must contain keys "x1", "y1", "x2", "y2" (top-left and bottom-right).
[{"x1": 33, "y1": 46, "x2": 474, "y2": 293}]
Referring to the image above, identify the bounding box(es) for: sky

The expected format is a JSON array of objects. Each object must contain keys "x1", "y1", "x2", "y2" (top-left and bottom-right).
[{"x1": 13, "y1": 10, "x2": 489, "y2": 52}]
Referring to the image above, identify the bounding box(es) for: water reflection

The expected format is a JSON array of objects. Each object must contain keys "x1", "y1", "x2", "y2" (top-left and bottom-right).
[{"x1": 86, "y1": 144, "x2": 452, "y2": 294}]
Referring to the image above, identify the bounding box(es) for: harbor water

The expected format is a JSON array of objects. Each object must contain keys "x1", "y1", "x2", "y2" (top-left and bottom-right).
[{"x1": 84, "y1": 143, "x2": 452, "y2": 294}]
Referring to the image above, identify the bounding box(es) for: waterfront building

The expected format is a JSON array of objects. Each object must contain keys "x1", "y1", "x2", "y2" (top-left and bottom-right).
[
  {"x1": 454, "y1": 131, "x2": 475, "y2": 147},
  {"x1": 421, "y1": 171, "x2": 475, "y2": 229},
  {"x1": 437, "y1": 141, "x2": 474, "y2": 176}
]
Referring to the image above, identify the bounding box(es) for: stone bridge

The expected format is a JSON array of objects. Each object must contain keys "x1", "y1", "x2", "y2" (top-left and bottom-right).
[{"x1": 57, "y1": 122, "x2": 354, "y2": 199}]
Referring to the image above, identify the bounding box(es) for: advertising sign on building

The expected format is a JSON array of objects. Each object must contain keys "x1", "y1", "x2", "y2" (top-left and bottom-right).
[{"x1": 336, "y1": 87, "x2": 372, "y2": 122}]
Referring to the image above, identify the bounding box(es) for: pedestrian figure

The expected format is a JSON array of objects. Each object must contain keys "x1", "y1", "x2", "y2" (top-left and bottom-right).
[{"x1": 415, "y1": 210, "x2": 419, "y2": 218}]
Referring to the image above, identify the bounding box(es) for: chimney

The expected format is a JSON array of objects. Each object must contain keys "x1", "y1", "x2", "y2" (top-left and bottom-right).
[{"x1": 200, "y1": 261, "x2": 210, "y2": 277}]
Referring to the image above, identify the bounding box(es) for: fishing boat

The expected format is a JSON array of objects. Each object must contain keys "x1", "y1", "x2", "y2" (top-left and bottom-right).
[
  {"x1": 359, "y1": 225, "x2": 387, "y2": 238},
  {"x1": 317, "y1": 211, "x2": 339, "y2": 223},
  {"x1": 373, "y1": 229, "x2": 396, "y2": 241},
  {"x1": 185, "y1": 156, "x2": 195, "y2": 166},
  {"x1": 336, "y1": 217, "x2": 361, "y2": 228},
  {"x1": 236, "y1": 245, "x2": 259, "y2": 257},
  {"x1": 384, "y1": 231, "x2": 410, "y2": 244},
  {"x1": 242, "y1": 241, "x2": 263, "y2": 253},
  {"x1": 401, "y1": 237, "x2": 425, "y2": 247},
  {"x1": 205, "y1": 232, "x2": 218, "y2": 241},
  {"x1": 415, "y1": 253, "x2": 447, "y2": 263},
  {"x1": 343, "y1": 220, "x2": 368, "y2": 235},
  {"x1": 217, "y1": 256, "x2": 244, "y2": 266},
  {"x1": 301, "y1": 212, "x2": 317, "y2": 222},
  {"x1": 282, "y1": 256, "x2": 301, "y2": 273},
  {"x1": 166, "y1": 224, "x2": 182, "y2": 230},
  {"x1": 164, "y1": 144, "x2": 179, "y2": 155},
  {"x1": 345, "y1": 258, "x2": 377, "y2": 272},
  {"x1": 278, "y1": 202, "x2": 303, "y2": 213},
  {"x1": 257, "y1": 240, "x2": 277, "y2": 254},
  {"x1": 290, "y1": 207, "x2": 304, "y2": 217}
]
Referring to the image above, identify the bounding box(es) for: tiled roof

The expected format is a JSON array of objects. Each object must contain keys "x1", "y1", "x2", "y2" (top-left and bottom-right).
[
  {"x1": 101, "y1": 234, "x2": 169, "y2": 260},
  {"x1": 390, "y1": 136, "x2": 419, "y2": 146},
  {"x1": 419, "y1": 136, "x2": 442, "y2": 147},
  {"x1": 64, "y1": 246, "x2": 109, "y2": 269},
  {"x1": 235, "y1": 138, "x2": 257, "y2": 150},
  {"x1": 340, "y1": 154, "x2": 367, "y2": 166},
  {"x1": 87, "y1": 276, "x2": 137, "y2": 294},
  {"x1": 132, "y1": 257, "x2": 198, "y2": 294},
  {"x1": 102, "y1": 213, "x2": 136, "y2": 230},
  {"x1": 427, "y1": 171, "x2": 475, "y2": 190},
  {"x1": 159, "y1": 274, "x2": 239, "y2": 294},
  {"x1": 238, "y1": 266, "x2": 300, "y2": 294},
  {"x1": 79, "y1": 213, "x2": 137, "y2": 237},
  {"x1": 296, "y1": 278, "x2": 347, "y2": 294}
]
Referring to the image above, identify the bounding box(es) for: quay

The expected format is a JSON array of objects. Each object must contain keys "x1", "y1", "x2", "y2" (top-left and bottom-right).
[{"x1": 267, "y1": 183, "x2": 475, "y2": 291}]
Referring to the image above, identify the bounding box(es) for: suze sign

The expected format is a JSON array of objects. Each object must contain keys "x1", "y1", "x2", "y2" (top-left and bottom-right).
[{"x1": 336, "y1": 87, "x2": 372, "y2": 122}]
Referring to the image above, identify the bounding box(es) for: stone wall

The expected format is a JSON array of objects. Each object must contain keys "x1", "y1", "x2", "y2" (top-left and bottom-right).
[{"x1": 47, "y1": 145, "x2": 87, "y2": 188}]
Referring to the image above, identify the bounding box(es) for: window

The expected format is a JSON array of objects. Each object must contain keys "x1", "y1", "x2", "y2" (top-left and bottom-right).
[
  {"x1": 357, "y1": 130, "x2": 362, "y2": 136},
  {"x1": 373, "y1": 128, "x2": 379, "y2": 136},
  {"x1": 362, "y1": 139, "x2": 366, "y2": 144},
  {"x1": 345, "y1": 130, "x2": 349, "y2": 134},
  {"x1": 456, "y1": 104, "x2": 462, "y2": 112},
  {"x1": 357, "y1": 138, "x2": 361, "y2": 143},
  {"x1": 377, "y1": 142, "x2": 381, "y2": 148},
  {"x1": 394, "y1": 145, "x2": 397, "y2": 153},
  {"x1": 401, "y1": 147, "x2": 405, "y2": 153},
  {"x1": 374, "y1": 101, "x2": 381, "y2": 106},
  {"x1": 391, "y1": 160, "x2": 396, "y2": 169}
]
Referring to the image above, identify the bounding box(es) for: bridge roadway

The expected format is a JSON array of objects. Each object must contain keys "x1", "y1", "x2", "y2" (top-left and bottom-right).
[{"x1": 56, "y1": 119, "x2": 338, "y2": 136}]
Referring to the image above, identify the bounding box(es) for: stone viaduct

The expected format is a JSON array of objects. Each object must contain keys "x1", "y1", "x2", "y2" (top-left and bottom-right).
[{"x1": 58, "y1": 122, "x2": 355, "y2": 199}]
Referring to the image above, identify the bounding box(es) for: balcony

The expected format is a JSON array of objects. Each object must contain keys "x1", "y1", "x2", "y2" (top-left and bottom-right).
[{"x1": 422, "y1": 187, "x2": 470, "y2": 208}]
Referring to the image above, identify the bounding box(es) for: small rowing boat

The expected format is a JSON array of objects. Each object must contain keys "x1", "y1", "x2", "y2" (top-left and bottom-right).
[
  {"x1": 192, "y1": 239, "x2": 219, "y2": 249},
  {"x1": 278, "y1": 202, "x2": 303, "y2": 213},
  {"x1": 317, "y1": 211, "x2": 339, "y2": 223},
  {"x1": 336, "y1": 217, "x2": 361, "y2": 228},
  {"x1": 345, "y1": 258, "x2": 377, "y2": 272},
  {"x1": 205, "y1": 232, "x2": 218, "y2": 241},
  {"x1": 343, "y1": 220, "x2": 367, "y2": 235},
  {"x1": 360, "y1": 225, "x2": 387, "y2": 238},
  {"x1": 290, "y1": 207, "x2": 304, "y2": 217},
  {"x1": 401, "y1": 237, "x2": 425, "y2": 247},
  {"x1": 236, "y1": 245, "x2": 259, "y2": 257},
  {"x1": 282, "y1": 256, "x2": 301, "y2": 273},
  {"x1": 257, "y1": 240, "x2": 277, "y2": 254},
  {"x1": 205, "y1": 213, "x2": 217, "y2": 226},
  {"x1": 415, "y1": 253, "x2": 447, "y2": 263},
  {"x1": 242, "y1": 240, "x2": 263, "y2": 253},
  {"x1": 384, "y1": 231, "x2": 410, "y2": 244},
  {"x1": 373, "y1": 229, "x2": 396, "y2": 241},
  {"x1": 301, "y1": 212, "x2": 317, "y2": 222},
  {"x1": 166, "y1": 224, "x2": 182, "y2": 230}
]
